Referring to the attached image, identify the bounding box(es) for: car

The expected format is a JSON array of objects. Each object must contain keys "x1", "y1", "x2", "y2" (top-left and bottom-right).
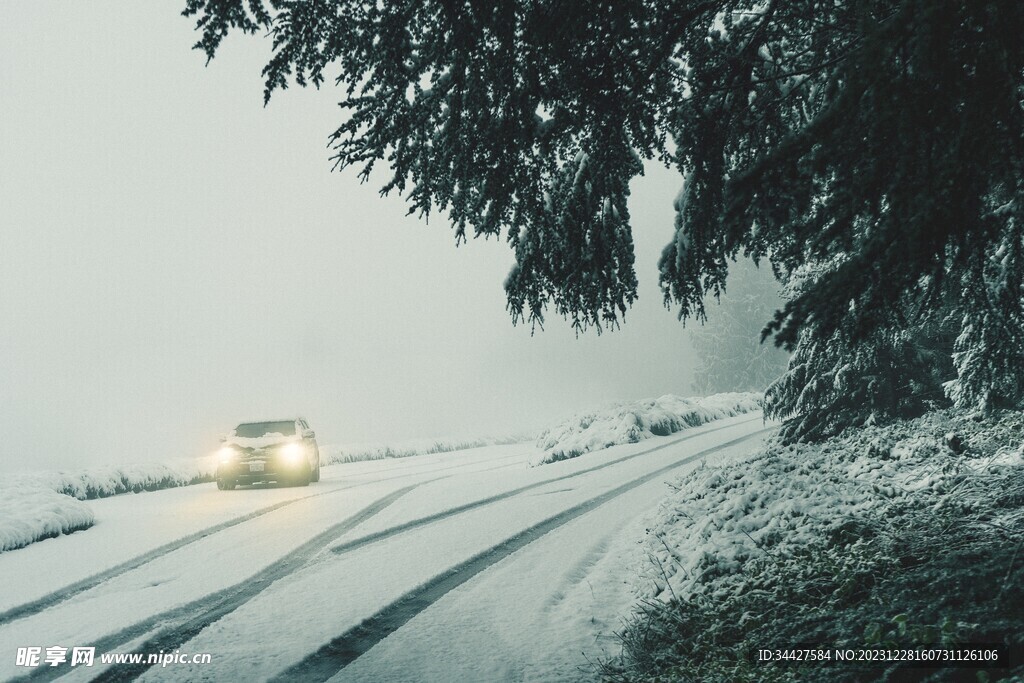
[{"x1": 215, "y1": 418, "x2": 321, "y2": 490}]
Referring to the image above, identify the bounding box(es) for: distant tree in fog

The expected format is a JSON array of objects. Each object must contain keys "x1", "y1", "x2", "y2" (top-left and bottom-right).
[{"x1": 690, "y1": 260, "x2": 788, "y2": 395}]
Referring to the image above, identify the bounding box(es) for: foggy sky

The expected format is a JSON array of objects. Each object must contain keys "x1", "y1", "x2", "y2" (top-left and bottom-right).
[{"x1": 0, "y1": 1, "x2": 704, "y2": 473}]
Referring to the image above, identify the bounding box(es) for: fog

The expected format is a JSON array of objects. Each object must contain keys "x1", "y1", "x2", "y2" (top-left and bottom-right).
[{"x1": 0, "y1": 1, "x2": 701, "y2": 473}]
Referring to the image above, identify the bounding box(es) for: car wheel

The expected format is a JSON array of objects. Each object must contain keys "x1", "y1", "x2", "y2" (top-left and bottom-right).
[
  {"x1": 293, "y1": 463, "x2": 311, "y2": 487},
  {"x1": 311, "y1": 457, "x2": 321, "y2": 483},
  {"x1": 216, "y1": 477, "x2": 236, "y2": 491}
]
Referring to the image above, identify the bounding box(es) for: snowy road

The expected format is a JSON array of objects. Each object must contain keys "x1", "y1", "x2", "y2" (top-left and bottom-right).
[{"x1": 0, "y1": 414, "x2": 772, "y2": 682}]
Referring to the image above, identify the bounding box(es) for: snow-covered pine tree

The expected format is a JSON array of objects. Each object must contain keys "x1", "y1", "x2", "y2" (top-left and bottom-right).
[
  {"x1": 763, "y1": 260, "x2": 958, "y2": 440},
  {"x1": 946, "y1": 211, "x2": 1024, "y2": 411},
  {"x1": 504, "y1": 142, "x2": 640, "y2": 333},
  {"x1": 763, "y1": 321, "x2": 956, "y2": 442},
  {"x1": 182, "y1": 0, "x2": 1024, "y2": 435}
]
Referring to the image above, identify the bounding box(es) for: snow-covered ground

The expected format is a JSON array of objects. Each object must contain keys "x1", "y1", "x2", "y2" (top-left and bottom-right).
[
  {"x1": 0, "y1": 412, "x2": 771, "y2": 682},
  {"x1": 601, "y1": 409, "x2": 1024, "y2": 681},
  {"x1": 634, "y1": 409, "x2": 1024, "y2": 605}
]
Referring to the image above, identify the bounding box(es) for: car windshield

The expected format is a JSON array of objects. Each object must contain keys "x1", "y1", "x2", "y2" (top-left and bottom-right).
[{"x1": 234, "y1": 421, "x2": 296, "y2": 438}]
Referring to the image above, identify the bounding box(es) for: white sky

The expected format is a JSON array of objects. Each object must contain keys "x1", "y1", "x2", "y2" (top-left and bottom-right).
[{"x1": 0, "y1": 1, "x2": 703, "y2": 473}]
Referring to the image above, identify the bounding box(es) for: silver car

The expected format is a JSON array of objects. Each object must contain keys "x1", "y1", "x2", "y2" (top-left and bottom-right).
[{"x1": 215, "y1": 418, "x2": 321, "y2": 489}]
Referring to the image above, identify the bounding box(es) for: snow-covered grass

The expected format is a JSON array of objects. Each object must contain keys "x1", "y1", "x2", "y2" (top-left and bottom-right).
[
  {"x1": 5, "y1": 457, "x2": 219, "y2": 501},
  {"x1": 0, "y1": 486, "x2": 95, "y2": 553},
  {"x1": 320, "y1": 434, "x2": 528, "y2": 465},
  {"x1": 600, "y1": 409, "x2": 1024, "y2": 682},
  {"x1": 533, "y1": 392, "x2": 762, "y2": 466},
  {"x1": 0, "y1": 458, "x2": 218, "y2": 552}
]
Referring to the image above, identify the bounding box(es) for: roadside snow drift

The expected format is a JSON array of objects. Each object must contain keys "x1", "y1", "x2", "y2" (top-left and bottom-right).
[
  {"x1": 533, "y1": 392, "x2": 762, "y2": 466},
  {"x1": 8, "y1": 458, "x2": 218, "y2": 501},
  {"x1": 0, "y1": 486, "x2": 94, "y2": 552},
  {"x1": 0, "y1": 458, "x2": 218, "y2": 553}
]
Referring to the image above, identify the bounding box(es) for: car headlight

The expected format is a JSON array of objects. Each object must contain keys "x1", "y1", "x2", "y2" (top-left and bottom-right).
[
  {"x1": 218, "y1": 446, "x2": 240, "y2": 463},
  {"x1": 281, "y1": 443, "x2": 304, "y2": 463}
]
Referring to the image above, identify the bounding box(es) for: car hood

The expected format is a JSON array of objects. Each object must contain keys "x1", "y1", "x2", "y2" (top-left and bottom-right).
[{"x1": 224, "y1": 434, "x2": 299, "y2": 450}]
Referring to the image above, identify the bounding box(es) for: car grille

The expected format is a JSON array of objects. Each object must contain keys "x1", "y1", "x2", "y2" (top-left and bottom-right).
[{"x1": 239, "y1": 447, "x2": 275, "y2": 461}]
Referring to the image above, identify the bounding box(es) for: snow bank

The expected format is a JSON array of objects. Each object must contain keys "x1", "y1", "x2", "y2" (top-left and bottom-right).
[
  {"x1": 634, "y1": 409, "x2": 1024, "y2": 604},
  {"x1": 0, "y1": 456, "x2": 220, "y2": 553},
  {"x1": 0, "y1": 450, "x2": 228, "y2": 552},
  {"x1": 6, "y1": 456, "x2": 218, "y2": 501},
  {"x1": 0, "y1": 486, "x2": 95, "y2": 552},
  {"x1": 320, "y1": 434, "x2": 528, "y2": 466},
  {"x1": 533, "y1": 392, "x2": 762, "y2": 466}
]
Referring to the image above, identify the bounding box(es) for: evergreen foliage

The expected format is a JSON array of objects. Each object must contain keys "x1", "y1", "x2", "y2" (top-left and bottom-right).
[
  {"x1": 763, "y1": 322, "x2": 953, "y2": 442},
  {"x1": 763, "y1": 260, "x2": 958, "y2": 441},
  {"x1": 181, "y1": 0, "x2": 1024, "y2": 430},
  {"x1": 946, "y1": 215, "x2": 1024, "y2": 411}
]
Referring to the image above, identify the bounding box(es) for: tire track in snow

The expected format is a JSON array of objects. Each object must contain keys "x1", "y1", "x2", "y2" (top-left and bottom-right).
[
  {"x1": 328, "y1": 416, "x2": 764, "y2": 558},
  {"x1": 0, "y1": 493, "x2": 319, "y2": 627},
  {"x1": 6, "y1": 418, "x2": 757, "y2": 681},
  {"x1": 274, "y1": 428, "x2": 774, "y2": 682},
  {"x1": 14, "y1": 484, "x2": 423, "y2": 683},
  {"x1": 0, "y1": 451, "x2": 521, "y2": 627}
]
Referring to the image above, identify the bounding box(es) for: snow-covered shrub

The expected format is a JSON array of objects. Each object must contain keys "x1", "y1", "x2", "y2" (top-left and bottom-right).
[
  {"x1": 948, "y1": 305, "x2": 1024, "y2": 412},
  {"x1": 0, "y1": 456, "x2": 221, "y2": 552},
  {"x1": 762, "y1": 256, "x2": 959, "y2": 444},
  {"x1": 8, "y1": 456, "x2": 218, "y2": 501},
  {"x1": 533, "y1": 392, "x2": 762, "y2": 466},
  {"x1": 0, "y1": 486, "x2": 95, "y2": 552},
  {"x1": 600, "y1": 409, "x2": 1024, "y2": 682}
]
